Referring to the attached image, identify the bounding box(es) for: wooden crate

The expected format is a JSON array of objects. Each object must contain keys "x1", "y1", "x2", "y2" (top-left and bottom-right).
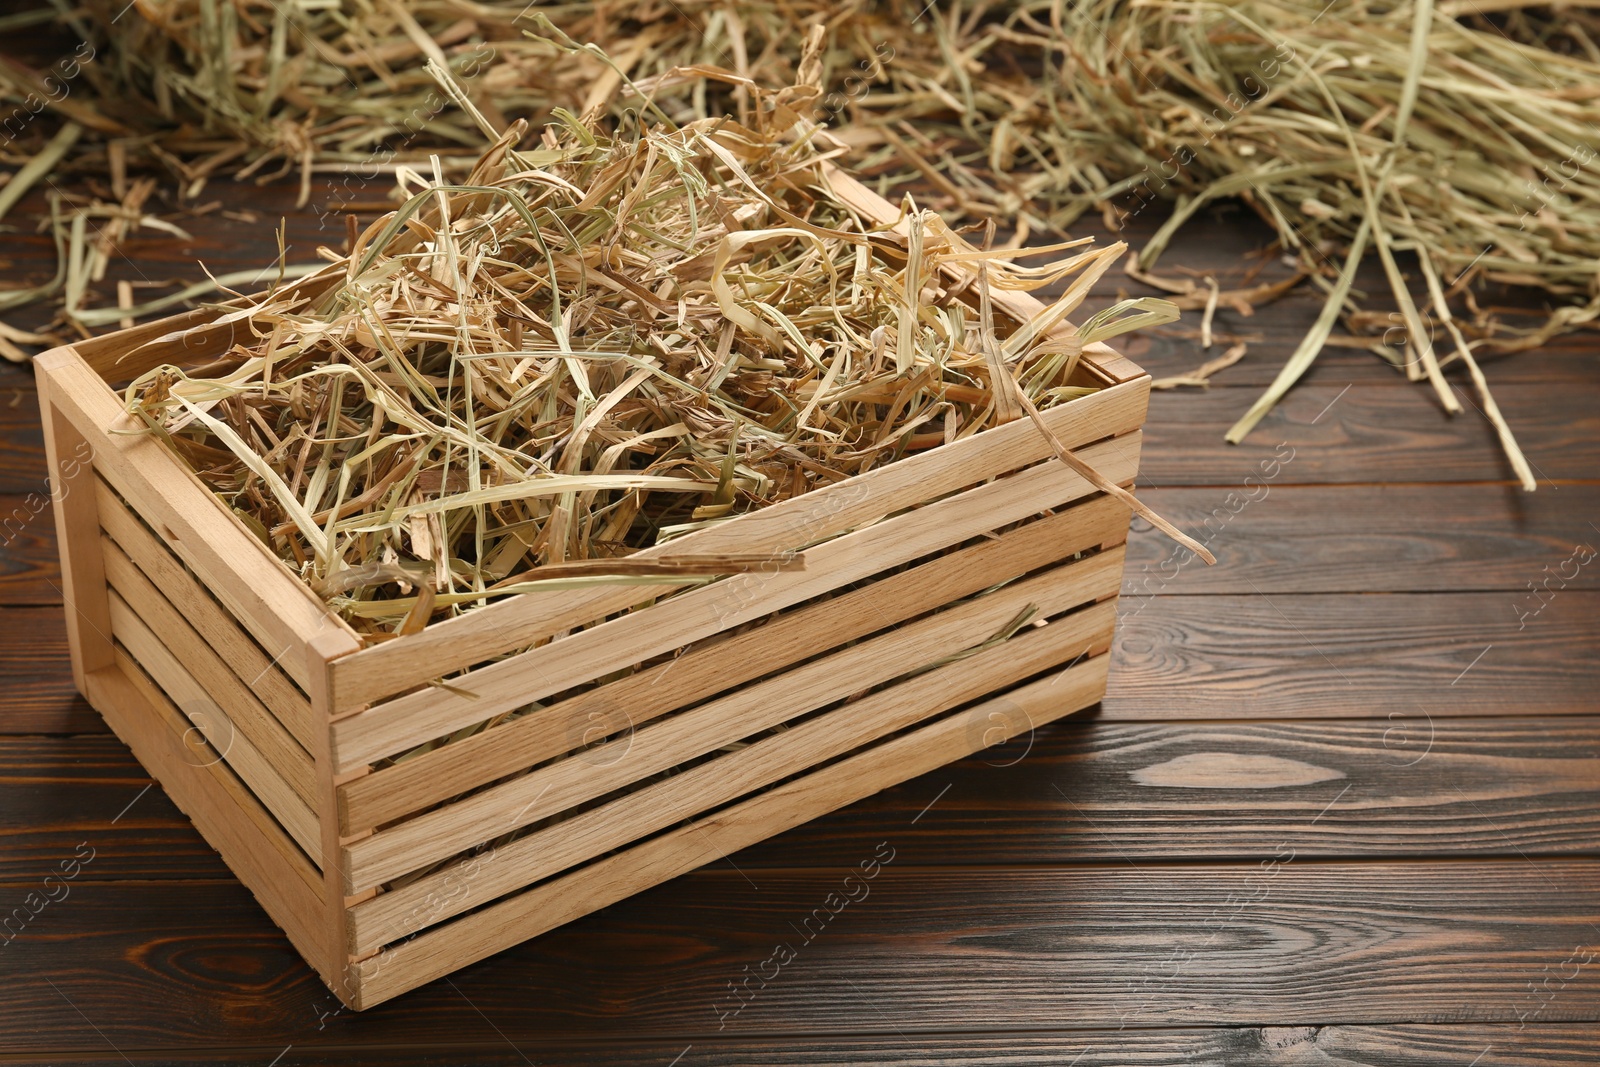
[{"x1": 34, "y1": 170, "x2": 1151, "y2": 1009}]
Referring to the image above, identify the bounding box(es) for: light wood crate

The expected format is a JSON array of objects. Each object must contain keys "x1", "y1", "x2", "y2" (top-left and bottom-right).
[{"x1": 35, "y1": 170, "x2": 1150, "y2": 1009}]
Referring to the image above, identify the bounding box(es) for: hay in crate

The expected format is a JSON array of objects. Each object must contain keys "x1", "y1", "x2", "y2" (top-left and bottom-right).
[{"x1": 121, "y1": 72, "x2": 1189, "y2": 640}]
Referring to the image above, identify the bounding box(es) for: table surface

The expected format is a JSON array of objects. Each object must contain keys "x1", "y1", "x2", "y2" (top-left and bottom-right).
[{"x1": 1, "y1": 165, "x2": 1597, "y2": 1065}]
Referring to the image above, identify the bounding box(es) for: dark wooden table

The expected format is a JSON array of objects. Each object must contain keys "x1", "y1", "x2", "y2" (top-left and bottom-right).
[{"x1": 2, "y1": 166, "x2": 1597, "y2": 1064}]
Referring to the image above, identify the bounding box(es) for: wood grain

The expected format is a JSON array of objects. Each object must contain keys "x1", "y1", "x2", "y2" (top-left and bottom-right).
[
  {"x1": 0, "y1": 607, "x2": 104, "y2": 733},
  {"x1": 0, "y1": 1024, "x2": 1594, "y2": 1065},
  {"x1": 734, "y1": 715, "x2": 1600, "y2": 865},
  {"x1": 0, "y1": 735, "x2": 226, "y2": 881},
  {"x1": 1107, "y1": 592, "x2": 1600, "y2": 719},
  {"x1": 0, "y1": 394, "x2": 46, "y2": 493},
  {"x1": 8, "y1": 715, "x2": 1595, "y2": 892},
  {"x1": 1126, "y1": 484, "x2": 1600, "y2": 594},
  {"x1": 3, "y1": 860, "x2": 1596, "y2": 1047},
  {"x1": 1143, "y1": 382, "x2": 1600, "y2": 485},
  {"x1": 0, "y1": 493, "x2": 62, "y2": 604}
]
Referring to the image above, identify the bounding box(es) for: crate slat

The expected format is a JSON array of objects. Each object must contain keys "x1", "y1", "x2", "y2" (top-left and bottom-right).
[
  {"x1": 97, "y1": 478, "x2": 315, "y2": 747},
  {"x1": 67, "y1": 267, "x2": 344, "y2": 383},
  {"x1": 341, "y1": 546, "x2": 1123, "y2": 893},
  {"x1": 102, "y1": 537, "x2": 321, "y2": 825},
  {"x1": 88, "y1": 653, "x2": 332, "y2": 977},
  {"x1": 102, "y1": 537, "x2": 317, "y2": 806},
  {"x1": 347, "y1": 652, "x2": 1109, "y2": 1009},
  {"x1": 350, "y1": 598, "x2": 1117, "y2": 953},
  {"x1": 339, "y1": 493, "x2": 1131, "y2": 833},
  {"x1": 106, "y1": 590, "x2": 323, "y2": 862},
  {"x1": 326, "y1": 376, "x2": 1149, "y2": 712},
  {"x1": 330, "y1": 427, "x2": 1141, "y2": 774}
]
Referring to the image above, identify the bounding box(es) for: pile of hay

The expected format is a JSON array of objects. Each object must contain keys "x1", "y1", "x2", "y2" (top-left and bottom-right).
[{"x1": 7, "y1": 0, "x2": 1598, "y2": 480}]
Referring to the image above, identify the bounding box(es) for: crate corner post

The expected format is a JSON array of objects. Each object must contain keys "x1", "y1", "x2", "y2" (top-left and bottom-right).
[
  {"x1": 308, "y1": 624, "x2": 371, "y2": 1012},
  {"x1": 33, "y1": 344, "x2": 115, "y2": 698}
]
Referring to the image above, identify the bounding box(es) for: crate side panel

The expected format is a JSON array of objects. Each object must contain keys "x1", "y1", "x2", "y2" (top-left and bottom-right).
[
  {"x1": 351, "y1": 598, "x2": 1116, "y2": 952},
  {"x1": 97, "y1": 478, "x2": 316, "y2": 746},
  {"x1": 339, "y1": 493, "x2": 1132, "y2": 833},
  {"x1": 106, "y1": 589, "x2": 323, "y2": 864},
  {"x1": 341, "y1": 546, "x2": 1124, "y2": 893},
  {"x1": 84, "y1": 655, "x2": 330, "y2": 978},
  {"x1": 348, "y1": 652, "x2": 1108, "y2": 1008},
  {"x1": 329, "y1": 376, "x2": 1149, "y2": 711},
  {"x1": 102, "y1": 536, "x2": 318, "y2": 809},
  {"x1": 331, "y1": 428, "x2": 1141, "y2": 773}
]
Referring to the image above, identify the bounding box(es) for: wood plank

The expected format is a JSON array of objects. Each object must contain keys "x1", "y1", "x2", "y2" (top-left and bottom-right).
[
  {"x1": 1106, "y1": 592, "x2": 1600, "y2": 719},
  {"x1": 328, "y1": 379, "x2": 1149, "y2": 711},
  {"x1": 0, "y1": 735, "x2": 230, "y2": 881},
  {"x1": 35, "y1": 348, "x2": 361, "y2": 679},
  {"x1": 342, "y1": 548, "x2": 1124, "y2": 893},
  {"x1": 331, "y1": 430, "x2": 1141, "y2": 771},
  {"x1": 373, "y1": 856, "x2": 1600, "y2": 1020},
  {"x1": 1143, "y1": 381, "x2": 1600, "y2": 485},
  {"x1": 33, "y1": 380, "x2": 114, "y2": 695},
  {"x1": 733, "y1": 715, "x2": 1600, "y2": 867},
  {"x1": 0, "y1": 492, "x2": 63, "y2": 604},
  {"x1": 2, "y1": 1024, "x2": 1596, "y2": 1065},
  {"x1": 98, "y1": 481, "x2": 316, "y2": 743},
  {"x1": 0, "y1": 607, "x2": 106, "y2": 733},
  {"x1": 83, "y1": 656, "x2": 330, "y2": 988},
  {"x1": 349, "y1": 601, "x2": 1116, "y2": 951},
  {"x1": 1100, "y1": 245, "x2": 1600, "y2": 388},
  {"x1": 107, "y1": 590, "x2": 322, "y2": 862},
  {"x1": 10, "y1": 713, "x2": 1596, "y2": 892},
  {"x1": 339, "y1": 494, "x2": 1131, "y2": 833},
  {"x1": 18, "y1": 857, "x2": 1593, "y2": 1036},
  {"x1": 1120, "y1": 303, "x2": 1600, "y2": 386},
  {"x1": 347, "y1": 654, "x2": 1111, "y2": 1006},
  {"x1": 306, "y1": 626, "x2": 360, "y2": 1011},
  {"x1": 104, "y1": 541, "x2": 317, "y2": 805},
  {"x1": 0, "y1": 393, "x2": 46, "y2": 493},
  {"x1": 1126, "y1": 483, "x2": 1600, "y2": 594},
  {"x1": 11, "y1": 856, "x2": 1594, "y2": 1037}
]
